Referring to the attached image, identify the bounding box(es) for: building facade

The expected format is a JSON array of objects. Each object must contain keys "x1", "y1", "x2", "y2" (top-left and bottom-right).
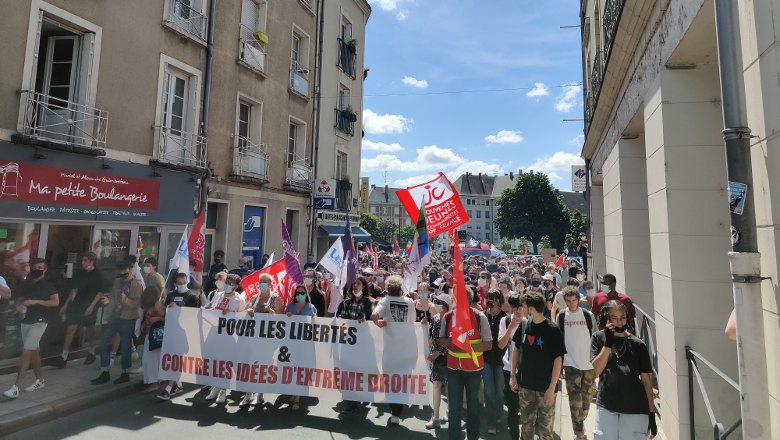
[
  {"x1": 579, "y1": 0, "x2": 780, "y2": 438},
  {"x1": 367, "y1": 185, "x2": 407, "y2": 227}
]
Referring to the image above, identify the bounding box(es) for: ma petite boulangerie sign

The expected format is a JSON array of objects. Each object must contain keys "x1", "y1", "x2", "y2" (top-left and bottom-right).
[{"x1": 158, "y1": 308, "x2": 431, "y2": 405}]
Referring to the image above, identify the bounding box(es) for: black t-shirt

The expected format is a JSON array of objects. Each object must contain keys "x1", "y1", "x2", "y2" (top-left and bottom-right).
[
  {"x1": 18, "y1": 277, "x2": 58, "y2": 324},
  {"x1": 487, "y1": 264, "x2": 498, "y2": 274},
  {"x1": 590, "y1": 331, "x2": 653, "y2": 414},
  {"x1": 165, "y1": 290, "x2": 200, "y2": 308},
  {"x1": 483, "y1": 310, "x2": 507, "y2": 366},
  {"x1": 70, "y1": 269, "x2": 107, "y2": 311},
  {"x1": 303, "y1": 262, "x2": 318, "y2": 270},
  {"x1": 369, "y1": 284, "x2": 383, "y2": 299},
  {"x1": 308, "y1": 288, "x2": 326, "y2": 317},
  {"x1": 512, "y1": 318, "x2": 566, "y2": 392}
]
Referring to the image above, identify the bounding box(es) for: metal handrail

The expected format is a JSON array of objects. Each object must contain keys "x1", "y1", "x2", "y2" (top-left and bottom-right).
[
  {"x1": 231, "y1": 135, "x2": 268, "y2": 180},
  {"x1": 334, "y1": 108, "x2": 355, "y2": 136},
  {"x1": 299, "y1": 0, "x2": 314, "y2": 11},
  {"x1": 290, "y1": 59, "x2": 309, "y2": 96},
  {"x1": 239, "y1": 24, "x2": 267, "y2": 74},
  {"x1": 20, "y1": 90, "x2": 108, "y2": 150},
  {"x1": 165, "y1": 0, "x2": 207, "y2": 42},
  {"x1": 337, "y1": 38, "x2": 357, "y2": 79},
  {"x1": 633, "y1": 303, "x2": 660, "y2": 415},
  {"x1": 154, "y1": 125, "x2": 207, "y2": 169},
  {"x1": 686, "y1": 347, "x2": 742, "y2": 440},
  {"x1": 285, "y1": 154, "x2": 312, "y2": 188}
]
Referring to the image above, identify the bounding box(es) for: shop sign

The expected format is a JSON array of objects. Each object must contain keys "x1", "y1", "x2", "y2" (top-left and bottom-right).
[
  {"x1": 359, "y1": 177, "x2": 369, "y2": 214},
  {"x1": 316, "y1": 210, "x2": 359, "y2": 225},
  {"x1": 572, "y1": 165, "x2": 587, "y2": 192},
  {"x1": 313, "y1": 178, "x2": 336, "y2": 210}
]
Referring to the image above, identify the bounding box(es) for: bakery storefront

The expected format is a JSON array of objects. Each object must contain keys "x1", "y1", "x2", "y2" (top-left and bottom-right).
[{"x1": 0, "y1": 141, "x2": 197, "y2": 365}]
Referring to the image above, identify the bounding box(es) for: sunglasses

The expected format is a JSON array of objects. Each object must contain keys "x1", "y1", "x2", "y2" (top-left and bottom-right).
[{"x1": 480, "y1": 276, "x2": 488, "y2": 279}]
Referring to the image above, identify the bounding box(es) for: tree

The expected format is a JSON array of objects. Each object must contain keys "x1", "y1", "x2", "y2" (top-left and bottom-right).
[
  {"x1": 563, "y1": 207, "x2": 587, "y2": 252},
  {"x1": 517, "y1": 237, "x2": 530, "y2": 254},
  {"x1": 497, "y1": 239, "x2": 512, "y2": 253},
  {"x1": 375, "y1": 219, "x2": 398, "y2": 243},
  {"x1": 398, "y1": 225, "x2": 416, "y2": 245},
  {"x1": 482, "y1": 239, "x2": 492, "y2": 245},
  {"x1": 359, "y1": 213, "x2": 379, "y2": 236},
  {"x1": 538, "y1": 236, "x2": 552, "y2": 250},
  {"x1": 495, "y1": 172, "x2": 570, "y2": 250}
]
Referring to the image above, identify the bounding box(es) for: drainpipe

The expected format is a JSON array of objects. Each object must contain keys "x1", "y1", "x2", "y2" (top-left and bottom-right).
[
  {"x1": 713, "y1": 0, "x2": 770, "y2": 438},
  {"x1": 307, "y1": 0, "x2": 325, "y2": 256},
  {"x1": 197, "y1": 0, "x2": 216, "y2": 214}
]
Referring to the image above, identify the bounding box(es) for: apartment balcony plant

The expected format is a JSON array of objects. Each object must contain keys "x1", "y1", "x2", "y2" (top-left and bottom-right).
[
  {"x1": 230, "y1": 135, "x2": 269, "y2": 183},
  {"x1": 337, "y1": 38, "x2": 357, "y2": 78},
  {"x1": 334, "y1": 108, "x2": 355, "y2": 136},
  {"x1": 343, "y1": 105, "x2": 358, "y2": 122},
  {"x1": 152, "y1": 125, "x2": 207, "y2": 170},
  {"x1": 16, "y1": 90, "x2": 108, "y2": 155},
  {"x1": 346, "y1": 39, "x2": 358, "y2": 54}
]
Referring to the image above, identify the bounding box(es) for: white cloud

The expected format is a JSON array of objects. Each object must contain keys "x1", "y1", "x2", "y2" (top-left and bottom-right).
[
  {"x1": 484, "y1": 130, "x2": 524, "y2": 144},
  {"x1": 394, "y1": 174, "x2": 437, "y2": 187},
  {"x1": 569, "y1": 134, "x2": 585, "y2": 148},
  {"x1": 362, "y1": 140, "x2": 404, "y2": 152},
  {"x1": 554, "y1": 83, "x2": 581, "y2": 113},
  {"x1": 525, "y1": 152, "x2": 584, "y2": 172},
  {"x1": 363, "y1": 109, "x2": 413, "y2": 134},
  {"x1": 526, "y1": 82, "x2": 549, "y2": 98},
  {"x1": 362, "y1": 145, "x2": 465, "y2": 172},
  {"x1": 547, "y1": 172, "x2": 562, "y2": 182},
  {"x1": 370, "y1": 0, "x2": 401, "y2": 11},
  {"x1": 396, "y1": 10, "x2": 408, "y2": 20},
  {"x1": 402, "y1": 76, "x2": 427, "y2": 88}
]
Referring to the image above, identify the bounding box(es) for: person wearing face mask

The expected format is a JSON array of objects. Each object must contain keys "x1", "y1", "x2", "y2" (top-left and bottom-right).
[
  {"x1": 476, "y1": 271, "x2": 492, "y2": 310},
  {"x1": 204, "y1": 274, "x2": 247, "y2": 404},
  {"x1": 336, "y1": 276, "x2": 373, "y2": 414},
  {"x1": 55, "y1": 252, "x2": 106, "y2": 369},
  {"x1": 3, "y1": 259, "x2": 59, "y2": 398},
  {"x1": 425, "y1": 293, "x2": 451, "y2": 429},
  {"x1": 91, "y1": 260, "x2": 143, "y2": 386},
  {"x1": 187, "y1": 259, "x2": 202, "y2": 295},
  {"x1": 322, "y1": 270, "x2": 342, "y2": 317},
  {"x1": 498, "y1": 279, "x2": 514, "y2": 313},
  {"x1": 590, "y1": 273, "x2": 636, "y2": 328},
  {"x1": 284, "y1": 286, "x2": 317, "y2": 410},
  {"x1": 591, "y1": 300, "x2": 656, "y2": 439},
  {"x1": 527, "y1": 272, "x2": 547, "y2": 313},
  {"x1": 482, "y1": 289, "x2": 507, "y2": 435},
  {"x1": 580, "y1": 280, "x2": 596, "y2": 311},
  {"x1": 414, "y1": 282, "x2": 435, "y2": 324},
  {"x1": 142, "y1": 257, "x2": 165, "y2": 291},
  {"x1": 205, "y1": 271, "x2": 227, "y2": 308},
  {"x1": 246, "y1": 273, "x2": 282, "y2": 316},
  {"x1": 498, "y1": 294, "x2": 526, "y2": 440},
  {"x1": 204, "y1": 250, "x2": 227, "y2": 294},
  {"x1": 303, "y1": 269, "x2": 325, "y2": 317}
]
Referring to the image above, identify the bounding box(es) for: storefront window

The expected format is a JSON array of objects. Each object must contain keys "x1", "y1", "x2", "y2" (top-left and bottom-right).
[
  {"x1": 137, "y1": 226, "x2": 161, "y2": 263},
  {"x1": 165, "y1": 231, "x2": 183, "y2": 274},
  {"x1": 92, "y1": 228, "x2": 131, "y2": 274}
]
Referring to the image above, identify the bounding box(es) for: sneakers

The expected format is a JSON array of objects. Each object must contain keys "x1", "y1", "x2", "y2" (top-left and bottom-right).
[
  {"x1": 54, "y1": 358, "x2": 67, "y2": 369},
  {"x1": 206, "y1": 387, "x2": 221, "y2": 400},
  {"x1": 341, "y1": 401, "x2": 358, "y2": 414},
  {"x1": 239, "y1": 393, "x2": 253, "y2": 407},
  {"x1": 131, "y1": 351, "x2": 139, "y2": 361},
  {"x1": 130, "y1": 367, "x2": 144, "y2": 374},
  {"x1": 425, "y1": 417, "x2": 441, "y2": 429},
  {"x1": 487, "y1": 428, "x2": 498, "y2": 435},
  {"x1": 441, "y1": 413, "x2": 448, "y2": 422},
  {"x1": 25, "y1": 379, "x2": 44, "y2": 392},
  {"x1": 389, "y1": 416, "x2": 400, "y2": 425},
  {"x1": 170, "y1": 385, "x2": 184, "y2": 396},
  {"x1": 109, "y1": 358, "x2": 114, "y2": 368},
  {"x1": 113, "y1": 373, "x2": 130, "y2": 384},
  {"x1": 84, "y1": 353, "x2": 96, "y2": 365},
  {"x1": 157, "y1": 390, "x2": 171, "y2": 401},
  {"x1": 216, "y1": 389, "x2": 227, "y2": 404},
  {"x1": 3, "y1": 385, "x2": 19, "y2": 398},
  {"x1": 251, "y1": 394, "x2": 263, "y2": 406},
  {"x1": 91, "y1": 371, "x2": 110, "y2": 385}
]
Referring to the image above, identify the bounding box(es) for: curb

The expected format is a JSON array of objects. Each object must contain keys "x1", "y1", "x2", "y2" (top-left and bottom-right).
[{"x1": 0, "y1": 376, "x2": 144, "y2": 437}]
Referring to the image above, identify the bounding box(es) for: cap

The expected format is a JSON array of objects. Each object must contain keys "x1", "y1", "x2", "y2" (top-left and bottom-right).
[
  {"x1": 542, "y1": 274, "x2": 554, "y2": 281},
  {"x1": 238, "y1": 257, "x2": 250, "y2": 265},
  {"x1": 433, "y1": 293, "x2": 453, "y2": 310},
  {"x1": 363, "y1": 268, "x2": 375, "y2": 275}
]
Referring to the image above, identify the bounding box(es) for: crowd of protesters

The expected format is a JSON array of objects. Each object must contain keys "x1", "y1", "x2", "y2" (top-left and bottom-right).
[{"x1": 0, "y1": 241, "x2": 659, "y2": 440}]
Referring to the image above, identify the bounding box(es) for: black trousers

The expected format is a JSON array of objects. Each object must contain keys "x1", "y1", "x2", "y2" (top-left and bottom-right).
[
  {"x1": 503, "y1": 370, "x2": 520, "y2": 440},
  {"x1": 389, "y1": 403, "x2": 403, "y2": 416}
]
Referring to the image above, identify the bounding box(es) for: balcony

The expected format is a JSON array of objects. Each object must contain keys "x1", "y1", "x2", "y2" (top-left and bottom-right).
[
  {"x1": 285, "y1": 154, "x2": 312, "y2": 189},
  {"x1": 584, "y1": 47, "x2": 603, "y2": 135},
  {"x1": 153, "y1": 125, "x2": 207, "y2": 170},
  {"x1": 298, "y1": 0, "x2": 314, "y2": 12},
  {"x1": 230, "y1": 135, "x2": 268, "y2": 183},
  {"x1": 17, "y1": 90, "x2": 108, "y2": 154},
  {"x1": 336, "y1": 179, "x2": 352, "y2": 211},
  {"x1": 602, "y1": 0, "x2": 623, "y2": 62},
  {"x1": 335, "y1": 108, "x2": 355, "y2": 136},
  {"x1": 337, "y1": 38, "x2": 357, "y2": 79},
  {"x1": 290, "y1": 59, "x2": 309, "y2": 97},
  {"x1": 239, "y1": 24, "x2": 266, "y2": 75},
  {"x1": 164, "y1": 0, "x2": 207, "y2": 43}
]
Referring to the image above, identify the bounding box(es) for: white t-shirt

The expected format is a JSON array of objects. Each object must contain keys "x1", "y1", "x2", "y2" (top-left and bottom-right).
[
  {"x1": 374, "y1": 295, "x2": 415, "y2": 323},
  {"x1": 327, "y1": 282, "x2": 343, "y2": 314},
  {"x1": 562, "y1": 308, "x2": 593, "y2": 370},
  {"x1": 0, "y1": 276, "x2": 8, "y2": 289},
  {"x1": 498, "y1": 315, "x2": 522, "y2": 371},
  {"x1": 208, "y1": 291, "x2": 247, "y2": 312}
]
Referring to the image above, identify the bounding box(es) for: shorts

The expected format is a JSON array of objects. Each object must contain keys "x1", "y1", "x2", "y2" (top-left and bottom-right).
[{"x1": 21, "y1": 322, "x2": 48, "y2": 350}]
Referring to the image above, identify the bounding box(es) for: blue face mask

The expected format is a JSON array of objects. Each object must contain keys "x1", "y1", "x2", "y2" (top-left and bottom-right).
[
  {"x1": 143, "y1": 266, "x2": 151, "y2": 274},
  {"x1": 259, "y1": 283, "x2": 269, "y2": 292},
  {"x1": 176, "y1": 284, "x2": 187, "y2": 293},
  {"x1": 296, "y1": 294, "x2": 306, "y2": 302},
  {"x1": 419, "y1": 292, "x2": 428, "y2": 299},
  {"x1": 224, "y1": 284, "x2": 234, "y2": 294}
]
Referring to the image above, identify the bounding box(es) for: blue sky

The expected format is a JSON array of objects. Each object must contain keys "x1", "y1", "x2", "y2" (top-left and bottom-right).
[{"x1": 359, "y1": 0, "x2": 586, "y2": 191}]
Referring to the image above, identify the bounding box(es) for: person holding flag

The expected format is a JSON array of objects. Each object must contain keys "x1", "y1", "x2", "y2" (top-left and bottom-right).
[{"x1": 438, "y1": 230, "x2": 494, "y2": 440}]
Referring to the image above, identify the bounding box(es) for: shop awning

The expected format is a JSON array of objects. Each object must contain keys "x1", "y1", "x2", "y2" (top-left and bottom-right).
[{"x1": 319, "y1": 225, "x2": 372, "y2": 243}]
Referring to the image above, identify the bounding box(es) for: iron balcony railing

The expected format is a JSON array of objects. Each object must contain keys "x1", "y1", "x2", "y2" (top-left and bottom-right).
[
  {"x1": 337, "y1": 38, "x2": 357, "y2": 79},
  {"x1": 584, "y1": 47, "x2": 603, "y2": 135},
  {"x1": 154, "y1": 125, "x2": 207, "y2": 169},
  {"x1": 20, "y1": 91, "x2": 108, "y2": 150},
  {"x1": 336, "y1": 179, "x2": 352, "y2": 211},
  {"x1": 290, "y1": 59, "x2": 309, "y2": 97},
  {"x1": 285, "y1": 153, "x2": 312, "y2": 188},
  {"x1": 602, "y1": 0, "x2": 625, "y2": 62},
  {"x1": 231, "y1": 135, "x2": 268, "y2": 180},
  {"x1": 335, "y1": 108, "x2": 355, "y2": 136},
  {"x1": 165, "y1": 0, "x2": 207, "y2": 42},
  {"x1": 686, "y1": 347, "x2": 742, "y2": 439},
  {"x1": 239, "y1": 24, "x2": 266, "y2": 74}
]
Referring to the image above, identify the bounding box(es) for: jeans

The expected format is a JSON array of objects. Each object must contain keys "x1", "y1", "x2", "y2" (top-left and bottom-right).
[
  {"x1": 593, "y1": 406, "x2": 649, "y2": 440},
  {"x1": 446, "y1": 368, "x2": 482, "y2": 440},
  {"x1": 97, "y1": 317, "x2": 135, "y2": 372},
  {"x1": 503, "y1": 370, "x2": 520, "y2": 440},
  {"x1": 481, "y1": 363, "x2": 504, "y2": 431}
]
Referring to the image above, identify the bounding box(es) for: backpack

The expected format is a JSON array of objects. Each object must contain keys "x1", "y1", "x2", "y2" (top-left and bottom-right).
[{"x1": 556, "y1": 309, "x2": 594, "y2": 342}]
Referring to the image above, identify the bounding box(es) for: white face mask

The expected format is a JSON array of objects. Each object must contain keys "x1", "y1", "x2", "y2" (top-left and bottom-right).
[
  {"x1": 576, "y1": 274, "x2": 584, "y2": 281},
  {"x1": 478, "y1": 278, "x2": 487, "y2": 287},
  {"x1": 434, "y1": 304, "x2": 444, "y2": 313},
  {"x1": 586, "y1": 289, "x2": 595, "y2": 297},
  {"x1": 354, "y1": 291, "x2": 363, "y2": 298},
  {"x1": 376, "y1": 277, "x2": 384, "y2": 283},
  {"x1": 304, "y1": 278, "x2": 313, "y2": 287},
  {"x1": 215, "y1": 280, "x2": 225, "y2": 290}
]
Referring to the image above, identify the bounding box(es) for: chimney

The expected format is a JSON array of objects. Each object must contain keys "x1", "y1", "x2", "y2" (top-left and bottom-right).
[
  {"x1": 510, "y1": 171, "x2": 514, "y2": 180},
  {"x1": 384, "y1": 185, "x2": 388, "y2": 203},
  {"x1": 371, "y1": 184, "x2": 376, "y2": 190}
]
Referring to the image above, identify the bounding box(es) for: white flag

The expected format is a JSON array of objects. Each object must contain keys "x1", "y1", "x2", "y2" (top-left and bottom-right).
[
  {"x1": 171, "y1": 225, "x2": 190, "y2": 276},
  {"x1": 266, "y1": 252, "x2": 275, "y2": 267},
  {"x1": 402, "y1": 231, "x2": 422, "y2": 294},
  {"x1": 319, "y1": 237, "x2": 345, "y2": 287}
]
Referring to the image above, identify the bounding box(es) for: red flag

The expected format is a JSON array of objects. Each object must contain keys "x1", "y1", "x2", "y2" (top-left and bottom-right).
[
  {"x1": 524, "y1": 247, "x2": 528, "y2": 257},
  {"x1": 449, "y1": 229, "x2": 478, "y2": 364},
  {"x1": 395, "y1": 172, "x2": 469, "y2": 236},
  {"x1": 240, "y1": 259, "x2": 286, "y2": 301},
  {"x1": 187, "y1": 211, "x2": 205, "y2": 272},
  {"x1": 394, "y1": 235, "x2": 400, "y2": 255},
  {"x1": 554, "y1": 253, "x2": 565, "y2": 269},
  {"x1": 373, "y1": 246, "x2": 379, "y2": 271}
]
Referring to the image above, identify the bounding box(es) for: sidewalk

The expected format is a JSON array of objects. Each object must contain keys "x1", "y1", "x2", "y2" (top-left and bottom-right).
[{"x1": 0, "y1": 354, "x2": 144, "y2": 436}]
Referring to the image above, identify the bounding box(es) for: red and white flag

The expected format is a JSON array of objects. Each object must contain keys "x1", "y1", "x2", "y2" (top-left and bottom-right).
[
  {"x1": 188, "y1": 211, "x2": 205, "y2": 272},
  {"x1": 396, "y1": 172, "x2": 469, "y2": 236},
  {"x1": 240, "y1": 259, "x2": 286, "y2": 302}
]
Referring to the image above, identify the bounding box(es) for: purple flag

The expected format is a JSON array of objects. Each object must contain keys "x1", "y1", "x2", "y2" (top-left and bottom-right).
[
  {"x1": 343, "y1": 216, "x2": 359, "y2": 286},
  {"x1": 281, "y1": 220, "x2": 304, "y2": 285}
]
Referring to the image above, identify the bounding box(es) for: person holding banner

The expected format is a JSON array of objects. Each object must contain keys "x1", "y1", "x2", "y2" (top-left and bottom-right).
[
  {"x1": 246, "y1": 273, "x2": 282, "y2": 316},
  {"x1": 425, "y1": 293, "x2": 452, "y2": 429},
  {"x1": 204, "y1": 274, "x2": 247, "y2": 403},
  {"x1": 284, "y1": 285, "x2": 318, "y2": 411},
  {"x1": 303, "y1": 269, "x2": 326, "y2": 318},
  {"x1": 139, "y1": 285, "x2": 164, "y2": 393},
  {"x1": 336, "y1": 275, "x2": 374, "y2": 415},
  {"x1": 157, "y1": 272, "x2": 200, "y2": 401}
]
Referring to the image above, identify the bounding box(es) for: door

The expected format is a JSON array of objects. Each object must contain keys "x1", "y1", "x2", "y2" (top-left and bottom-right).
[
  {"x1": 161, "y1": 70, "x2": 189, "y2": 162},
  {"x1": 41, "y1": 36, "x2": 80, "y2": 142}
]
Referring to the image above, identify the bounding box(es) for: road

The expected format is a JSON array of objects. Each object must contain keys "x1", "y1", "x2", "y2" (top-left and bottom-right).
[{"x1": 8, "y1": 384, "x2": 514, "y2": 440}]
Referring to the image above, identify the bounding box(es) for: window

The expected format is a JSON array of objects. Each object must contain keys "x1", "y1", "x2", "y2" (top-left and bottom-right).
[
  {"x1": 394, "y1": 207, "x2": 399, "y2": 215},
  {"x1": 476, "y1": 211, "x2": 481, "y2": 218},
  {"x1": 286, "y1": 117, "x2": 310, "y2": 186},
  {"x1": 156, "y1": 57, "x2": 204, "y2": 168},
  {"x1": 487, "y1": 200, "x2": 491, "y2": 206},
  {"x1": 370, "y1": 206, "x2": 376, "y2": 214},
  {"x1": 467, "y1": 210, "x2": 472, "y2": 217},
  {"x1": 288, "y1": 123, "x2": 297, "y2": 164},
  {"x1": 336, "y1": 85, "x2": 354, "y2": 135},
  {"x1": 339, "y1": 86, "x2": 350, "y2": 111},
  {"x1": 239, "y1": 0, "x2": 268, "y2": 74},
  {"x1": 467, "y1": 225, "x2": 472, "y2": 229},
  {"x1": 238, "y1": 102, "x2": 250, "y2": 144},
  {"x1": 336, "y1": 152, "x2": 347, "y2": 180},
  {"x1": 286, "y1": 209, "x2": 300, "y2": 249},
  {"x1": 485, "y1": 211, "x2": 490, "y2": 218},
  {"x1": 485, "y1": 222, "x2": 490, "y2": 229},
  {"x1": 477, "y1": 226, "x2": 481, "y2": 230},
  {"x1": 165, "y1": 0, "x2": 208, "y2": 42},
  {"x1": 476, "y1": 232, "x2": 482, "y2": 239},
  {"x1": 486, "y1": 233, "x2": 491, "y2": 241},
  {"x1": 290, "y1": 26, "x2": 310, "y2": 96},
  {"x1": 233, "y1": 97, "x2": 266, "y2": 178}
]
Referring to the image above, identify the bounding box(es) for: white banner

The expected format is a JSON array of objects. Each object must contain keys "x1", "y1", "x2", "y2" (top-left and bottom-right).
[{"x1": 158, "y1": 308, "x2": 431, "y2": 405}]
